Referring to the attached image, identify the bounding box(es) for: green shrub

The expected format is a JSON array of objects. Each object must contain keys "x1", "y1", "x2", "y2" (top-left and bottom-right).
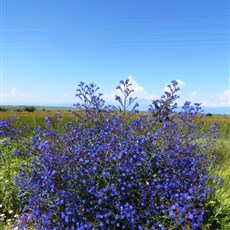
[{"x1": 24, "y1": 106, "x2": 36, "y2": 112}]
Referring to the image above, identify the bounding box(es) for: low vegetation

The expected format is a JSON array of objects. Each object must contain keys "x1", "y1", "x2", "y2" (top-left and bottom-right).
[{"x1": 0, "y1": 79, "x2": 229, "y2": 229}]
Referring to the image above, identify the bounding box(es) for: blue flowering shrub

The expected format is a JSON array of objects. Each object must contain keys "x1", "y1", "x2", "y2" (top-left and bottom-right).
[{"x1": 14, "y1": 79, "x2": 220, "y2": 229}]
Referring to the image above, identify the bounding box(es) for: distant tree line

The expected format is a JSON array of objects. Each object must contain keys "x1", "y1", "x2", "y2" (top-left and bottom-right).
[
  {"x1": 0, "y1": 107, "x2": 7, "y2": 112},
  {"x1": 0, "y1": 106, "x2": 36, "y2": 112}
]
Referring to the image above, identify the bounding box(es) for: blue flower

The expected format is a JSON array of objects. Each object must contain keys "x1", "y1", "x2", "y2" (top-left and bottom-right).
[{"x1": 14, "y1": 79, "x2": 218, "y2": 229}]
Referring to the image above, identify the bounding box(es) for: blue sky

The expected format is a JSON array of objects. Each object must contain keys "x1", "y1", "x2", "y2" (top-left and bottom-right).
[{"x1": 1, "y1": 0, "x2": 229, "y2": 113}]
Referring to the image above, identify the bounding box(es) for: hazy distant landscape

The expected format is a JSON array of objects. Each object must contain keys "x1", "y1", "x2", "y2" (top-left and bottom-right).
[{"x1": 1, "y1": 105, "x2": 229, "y2": 115}]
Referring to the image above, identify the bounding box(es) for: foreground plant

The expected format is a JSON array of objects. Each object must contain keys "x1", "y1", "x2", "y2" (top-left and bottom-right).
[
  {"x1": 0, "y1": 117, "x2": 31, "y2": 229},
  {"x1": 8, "y1": 79, "x2": 220, "y2": 229}
]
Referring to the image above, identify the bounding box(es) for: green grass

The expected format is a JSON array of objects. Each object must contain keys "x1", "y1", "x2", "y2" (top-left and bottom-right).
[
  {"x1": 215, "y1": 139, "x2": 230, "y2": 199},
  {"x1": 0, "y1": 145, "x2": 22, "y2": 229},
  {"x1": 202, "y1": 137, "x2": 230, "y2": 229}
]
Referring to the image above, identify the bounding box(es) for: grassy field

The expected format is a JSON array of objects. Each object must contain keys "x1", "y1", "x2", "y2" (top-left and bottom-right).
[{"x1": 0, "y1": 109, "x2": 230, "y2": 229}]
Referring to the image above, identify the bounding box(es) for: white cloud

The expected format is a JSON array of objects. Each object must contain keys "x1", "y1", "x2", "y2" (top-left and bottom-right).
[
  {"x1": 164, "y1": 79, "x2": 185, "y2": 93},
  {"x1": 2, "y1": 88, "x2": 31, "y2": 104},
  {"x1": 189, "y1": 91, "x2": 198, "y2": 102},
  {"x1": 203, "y1": 89, "x2": 230, "y2": 107},
  {"x1": 103, "y1": 76, "x2": 157, "y2": 103},
  {"x1": 176, "y1": 79, "x2": 186, "y2": 88},
  {"x1": 3, "y1": 87, "x2": 76, "y2": 105},
  {"x1": 10, "y1": 88, "x2": 25, "y2": 97},
  {"x1": 217, "y1": 89, "x2": 230, "y2": 106},
  {"x1": 127, "y1": 76, "x2": 156, "y2": 100},
  {"x1": 103, "y1": 92, "x2": 116, "y2": 102}
]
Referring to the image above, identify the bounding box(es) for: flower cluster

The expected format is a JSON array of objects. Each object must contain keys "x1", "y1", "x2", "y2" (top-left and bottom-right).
[
  {"x1": 13, "y1": 79, "x2": 218, "y2": 229},
  {"x1": 0, "y1": 117, "x2": 28, "y2": 146}
]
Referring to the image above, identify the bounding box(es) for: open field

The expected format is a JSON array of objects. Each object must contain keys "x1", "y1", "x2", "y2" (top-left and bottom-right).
[{"x1": 1, "y1": 109, "x2": 229, "y2": 138}]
